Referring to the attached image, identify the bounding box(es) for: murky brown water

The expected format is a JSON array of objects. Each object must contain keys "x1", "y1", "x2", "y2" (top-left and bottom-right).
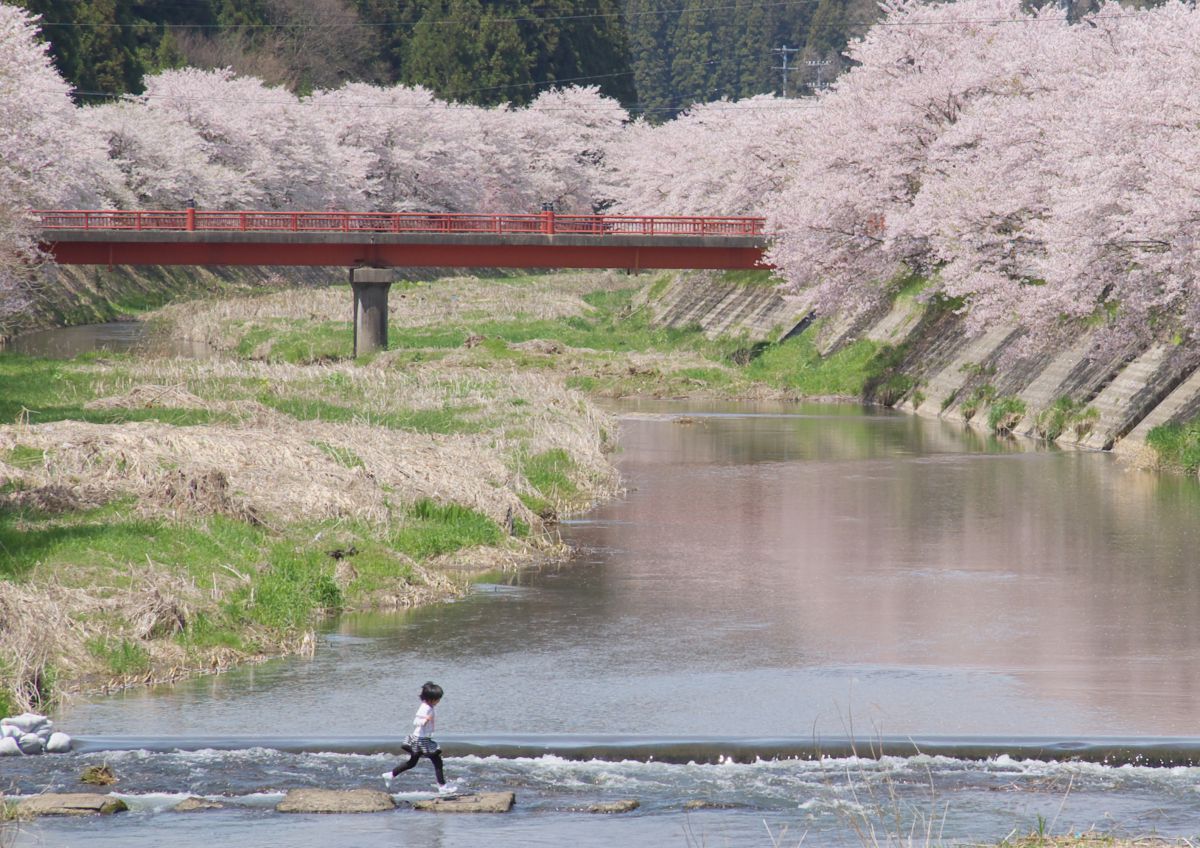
[{"x1": 5, "y1": 321, "x2": 212, "y2": 358}]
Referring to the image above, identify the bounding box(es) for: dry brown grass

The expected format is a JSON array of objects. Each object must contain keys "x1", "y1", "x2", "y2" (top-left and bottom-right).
[
  {"x1": 0, "y1": 567, "x2": 222, "y2": 712},
  {"x1": 156, "y1": 271, "x2": 634, "y2": 347},
  {"x1": 2, "y1": 364, "x2": 617, "y2": 526},
  {"x1": 0, "y1": 350, "x2": 618, "y2": 712},
  {"x1": 1, "y1": 274, "x2": 631, "y2": 712}
]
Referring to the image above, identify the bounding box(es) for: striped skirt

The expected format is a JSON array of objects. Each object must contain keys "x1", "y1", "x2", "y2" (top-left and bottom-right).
[{"x1": 403, "y1": 735, "x2": 441, "y2": 755}]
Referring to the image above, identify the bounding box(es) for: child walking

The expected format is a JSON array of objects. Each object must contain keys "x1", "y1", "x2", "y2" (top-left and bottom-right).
[{"x1": 384, "y1": 681, "x2": 456, "y2": 794}]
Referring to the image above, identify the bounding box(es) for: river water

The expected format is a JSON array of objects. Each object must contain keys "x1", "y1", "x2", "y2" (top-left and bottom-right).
[{"x1": 10, "y1": 394, "x2": 1200, "y2": 845}]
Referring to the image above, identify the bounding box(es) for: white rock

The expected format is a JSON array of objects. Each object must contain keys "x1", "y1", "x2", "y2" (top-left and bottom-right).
[
  {"x1": 35, "y1": 724, "x2": 54, "y2": 741},
  {"x1": 0, "y1": 737, "x2": 21, "y2": 756},
  {"x1": 2, "y1": 713, "x2": 49, "y2": 734},
  {"x1": 46, "y1": 732, "x2": 72, "y2": 753},
  {"x1": 17, "y1": 733, "x2": 44, "y2": 754},
  {"x1": 0, "y1": 724, "x2": 21, "y2": 739}
]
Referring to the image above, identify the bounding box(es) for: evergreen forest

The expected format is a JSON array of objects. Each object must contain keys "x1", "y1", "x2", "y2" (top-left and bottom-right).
[{"x1": 11, "y1": 0, "x2": 878, "y2": 115}]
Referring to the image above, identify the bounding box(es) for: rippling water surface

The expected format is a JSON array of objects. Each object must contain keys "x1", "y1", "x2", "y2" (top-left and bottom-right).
[{"x1": 14, "y1": 401, "x2": 1200, "y2": 846}]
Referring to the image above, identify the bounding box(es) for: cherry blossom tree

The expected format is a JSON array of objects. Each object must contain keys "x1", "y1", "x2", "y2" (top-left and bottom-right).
[
  {"x1": 762, "y1": 0, "x2": 1200, "y2": 347},
  {"x1": 0, "y1": 3, "x2": 107, "y2": 328},
  {"x1": 10, "y1": 0, "x2": 1200, "y2": 347},
  {"x1": 134, "y1": 67, "x2": 363, "y2": 210},
  {"x1": 605, "y1": 95, "x2": 810, "y2": 218}
]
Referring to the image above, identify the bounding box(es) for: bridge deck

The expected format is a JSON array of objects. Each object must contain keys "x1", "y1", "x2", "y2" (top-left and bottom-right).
[{"x1": 36, "y1": 210, "x2": 769, "y2": 270}]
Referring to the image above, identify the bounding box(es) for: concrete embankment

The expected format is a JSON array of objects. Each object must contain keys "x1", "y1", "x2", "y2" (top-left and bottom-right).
[
  {"x1": 2, "y1": 264, "x2": 345, "y2": 341},
  {"x1": 649, "y1": 272, "x2": 1200, "y2": 459}
]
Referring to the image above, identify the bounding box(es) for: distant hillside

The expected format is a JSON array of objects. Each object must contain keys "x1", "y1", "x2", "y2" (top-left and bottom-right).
[{"x1": 11, "y1": 0, "x2": 878, "y2": 113}]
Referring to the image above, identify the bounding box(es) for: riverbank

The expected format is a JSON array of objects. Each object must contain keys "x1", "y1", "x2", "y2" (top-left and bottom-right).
[
  {"x1": 2, "y1": 265, "x2": 850, "y2": 715},
  {"x1": 5, "y1": 265, "x2": 1200, "y2": 717},
  {"x1": 0, "y1": 275, "x2": 629, "y2": 713},
  {"x1": 0, "y1": 267, "x2": 856, "y2": 714}
]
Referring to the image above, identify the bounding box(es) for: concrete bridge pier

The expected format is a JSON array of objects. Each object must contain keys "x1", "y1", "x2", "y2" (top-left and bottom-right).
[{"x1": 350, "y1": 267, "x2": 394, "y2": 357}]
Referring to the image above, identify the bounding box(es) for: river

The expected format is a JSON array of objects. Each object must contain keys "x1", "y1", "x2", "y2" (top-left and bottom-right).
[{"x1": 8, "y1": 363, "x2": 1200, "y2": 844}]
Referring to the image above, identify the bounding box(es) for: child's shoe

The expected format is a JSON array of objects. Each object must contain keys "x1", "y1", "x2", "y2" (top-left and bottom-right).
[
  {"x1": 380, "y1": 771, "x2": 394, "y2": 783},
  {"x1": 436, "y1": 783, "x2": 458, "y2": 795}
]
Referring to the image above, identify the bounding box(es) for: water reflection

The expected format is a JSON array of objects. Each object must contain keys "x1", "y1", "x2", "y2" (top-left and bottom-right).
[
  {"x1": 4, "y1": 321, "x2": 213, "y2": 359},
  {"x1": 62, "y1": 402, "x2": 1200, "y2": 739}
]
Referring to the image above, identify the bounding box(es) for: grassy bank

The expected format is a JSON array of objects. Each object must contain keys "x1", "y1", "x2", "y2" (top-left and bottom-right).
[
  {"x1": 157, "y1": 271, "x2": 877, "y2": 400},
  {"x1": 0, "y1": 334, "x2": 617, "y2": 711},
  {"x1": 1146, "y1": 417, "x2": 1200, "y2": 475}
]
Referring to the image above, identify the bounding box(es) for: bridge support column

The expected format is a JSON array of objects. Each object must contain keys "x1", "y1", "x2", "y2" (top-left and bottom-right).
[{"x1": 350, "y1": 267, "x2": 394, "y2": 357}]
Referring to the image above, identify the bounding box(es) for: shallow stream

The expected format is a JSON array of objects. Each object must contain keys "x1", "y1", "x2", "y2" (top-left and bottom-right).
[{"x1": 9, "y1": 393, "x2": 1200, "y2": 844}]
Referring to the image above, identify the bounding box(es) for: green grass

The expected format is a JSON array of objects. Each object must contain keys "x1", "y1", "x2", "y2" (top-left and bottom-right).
[
  {"x1": 86, "y1": 637, "x2": 151, "y2": 676},
  {"x1": 312, "y1": 441, "x2": 365, "y2": 469},
  {"x1": 987, "y1": 396, "x2": 1027, "y2": 434},
  {"x1": 0, "y1": 505, "x2": 267, "y2": 582},
  {"x1": 392, "y1": 499, "x2": 503, "y2": 560},
  {"x1": 862, "y1": 343, "x2": 915, "y2": 406},
  {"x1": 745, "y1": 335, "x2": 880, "y2": 396},
  {"x1": 0, "y1": 353, "x2": 235, "y2": 427},
  {"x1": 234, "y1": 320, "x2": 353, "y2": 364},
  {"x1": 388, "y1": 287, "x2": 733, "y2": 359},
  {"x1": 0, "y1": 664, "x2": 14, "y2": 717},
  {"x1": 520, "y1": 448, "x2": 579, "y2": 512},
  {"x1": 959, "y1": 384, "x2": 997, "y2": 421},
  {"x1": 4, "y1": 445, "x2": 46, "y2": 470},
  {"x1": 1147, "y1": 418, "x2": 1200, "y2": 473},
  {"x1": 257, "y1": 393, "x2": 480, "y2": 435},
  {"x1": 1034, "y1": 396, "x2": 1099, "y2": 441},
  {"x1": 717, "y1": 269, "x2": 782, "y2": 287},
  {"x1": 227, "y1": 542, "x2": 342, "y2": 632}
]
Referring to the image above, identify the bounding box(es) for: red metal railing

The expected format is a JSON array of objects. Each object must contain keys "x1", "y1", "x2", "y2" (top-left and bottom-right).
[{"x1": 33, "y1": 209, "x2": 765, "y2": 238}]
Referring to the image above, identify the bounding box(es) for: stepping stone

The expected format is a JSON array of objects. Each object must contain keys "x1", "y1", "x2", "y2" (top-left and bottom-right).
[
  {"x1": 173, "y1": 797, "x2": 224, "y2": 812},
  {"x1": 16, "y1": 793, "x2": 128, "y2": 816},
  {"x1": 276, "y1": 788, "x2": 395, "y2": 813},
  {"x1": 413, "y1": 792, "x2": 515, "y2": 813},
  {"x1": 588, "y1": 799, "x2": 640, "y2": 814}
]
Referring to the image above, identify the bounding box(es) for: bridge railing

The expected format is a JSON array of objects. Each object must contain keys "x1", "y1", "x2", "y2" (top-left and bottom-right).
[{"x1": 34, "y1": 210, "x2": 766, "y2": 237}]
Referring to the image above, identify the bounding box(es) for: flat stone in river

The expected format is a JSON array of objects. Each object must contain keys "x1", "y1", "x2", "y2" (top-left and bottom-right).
[
  {"x1": 588, "y1": 799, "x2": 640, "y2": 813},
  {"x1": 413, "y1": 792, "x2": 515, "y2": 813},
  {"x1": 16, "y1": 793, "x2": 128, "y2": 816},
  {"x1": 276, "y1": 788, "x2": 395, "y2": 813}
]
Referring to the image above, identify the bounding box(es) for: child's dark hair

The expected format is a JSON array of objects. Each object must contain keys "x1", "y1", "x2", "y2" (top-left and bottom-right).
[{"x1": 420, "y1": 681, "x2": 444, "y2": 703}]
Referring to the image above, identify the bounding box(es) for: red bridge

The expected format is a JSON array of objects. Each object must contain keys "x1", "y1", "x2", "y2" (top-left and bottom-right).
[
  {"x1": 36, "y1": 209, "x2": 768, "y2": 272},
  {"x1": 36, "y1": 209, "x2": 771, "y2": 357}
]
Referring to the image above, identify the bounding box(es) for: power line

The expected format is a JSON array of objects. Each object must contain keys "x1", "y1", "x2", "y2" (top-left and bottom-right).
[{"x1": 771, "y1": 44, "x2": 800, "y2": 97}]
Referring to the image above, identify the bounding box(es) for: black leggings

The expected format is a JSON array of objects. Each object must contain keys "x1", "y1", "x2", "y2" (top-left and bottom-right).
[{"x1": 392, "y1": 750, "x2": 445, "y2": 784}]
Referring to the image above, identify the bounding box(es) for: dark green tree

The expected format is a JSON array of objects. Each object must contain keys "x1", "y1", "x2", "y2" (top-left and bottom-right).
[{"x1": 399, "y1": 0, "x2": 634, "y2": 106}]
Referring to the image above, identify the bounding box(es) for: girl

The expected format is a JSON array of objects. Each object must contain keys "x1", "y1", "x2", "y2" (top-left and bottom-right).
[{"x1": 384, "y1": 681, "x2": 456, "y2": 794}]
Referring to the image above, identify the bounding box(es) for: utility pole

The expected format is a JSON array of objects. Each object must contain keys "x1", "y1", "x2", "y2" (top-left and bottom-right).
[
  {"x1": 772, "y1": 44, "x2": 800, "y2": 97},
  {"x1": 805, "y1": 58, "x2": 831, "y2": 93}
]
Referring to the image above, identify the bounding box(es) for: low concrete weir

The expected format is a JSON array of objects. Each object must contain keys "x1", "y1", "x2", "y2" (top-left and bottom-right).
[{"x1": 69, "y1": 735, "x2": 1200, "y2": 766}]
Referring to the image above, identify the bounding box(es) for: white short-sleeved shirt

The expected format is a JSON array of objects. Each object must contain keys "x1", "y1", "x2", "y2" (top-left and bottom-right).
[{"x1": 412, "y1": 702, "x2": 435, "y2": 738}]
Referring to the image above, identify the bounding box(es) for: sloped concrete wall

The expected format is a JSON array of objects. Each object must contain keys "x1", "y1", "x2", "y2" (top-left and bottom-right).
[
  {"x1": 641, "y1": 273, "x2": 811, "y2": 341},
  {"x1": 647, "y1": 274, "x2": 1200, "y2": 456}
]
